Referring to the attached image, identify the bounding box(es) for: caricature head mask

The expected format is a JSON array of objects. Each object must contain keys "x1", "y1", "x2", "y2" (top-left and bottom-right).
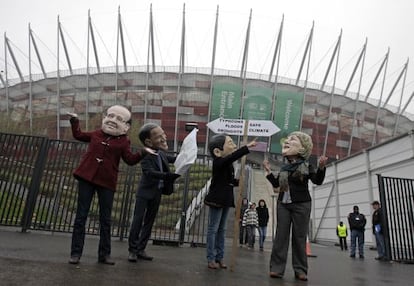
[
  {"x1": 101, "y1": 105, "x2": 131, "y2": 136},
  {"x1": 282, "y1": 131, "x2": 313, "y2": 160}
]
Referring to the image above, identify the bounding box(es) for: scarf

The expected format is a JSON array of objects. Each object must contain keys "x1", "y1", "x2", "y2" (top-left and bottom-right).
[{"x1": 279, "y1": 159, "x2": 309, "y2": 203}]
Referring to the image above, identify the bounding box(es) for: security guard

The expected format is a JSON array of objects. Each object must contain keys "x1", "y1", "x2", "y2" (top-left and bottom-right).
[{"x1": 336, "y1": 221, "x2": 348, "y2": 251}]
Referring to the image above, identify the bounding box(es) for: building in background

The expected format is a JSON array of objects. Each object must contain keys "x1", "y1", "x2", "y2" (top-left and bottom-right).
[{"x1": 1, "y1": 6, "x2": 413, "y2": 161}]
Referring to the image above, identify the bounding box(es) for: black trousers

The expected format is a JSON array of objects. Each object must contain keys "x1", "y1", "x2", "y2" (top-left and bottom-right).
[
  {"x1": 270, "y1": 201, "x2": 311, "y2": 276},
  {"x1": 71, "y1": 180, "x2": 114, "y2": 259},
  {"x1": 339, "y1": 236, "x2": 348, "y2": 250},
  {"x1": 128, "y1": 194, "x2": 162, "y2": 253}
]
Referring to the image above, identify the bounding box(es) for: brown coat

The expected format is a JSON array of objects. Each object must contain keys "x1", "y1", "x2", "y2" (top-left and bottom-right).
[{"x1": 71, "y1": 118, "x2": 143, "y2": 191}]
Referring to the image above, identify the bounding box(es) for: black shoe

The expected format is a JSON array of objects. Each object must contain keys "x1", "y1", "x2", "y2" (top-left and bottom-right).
[
  {"x1": 137, "y1": 250, "x2": 153, "y2": 261},
  {"x1": 128, "y1": 252, "x2": 137, "y2": 262},
  {"x1": 98, "y1": 256, "x2": 115, "y2": 265},
  {"x1": 359, "y1": 255, "x2": 364, "y2": 259},
  {"x1": 68, "y1": 256, "x2": 80, "y2": 264},
  {"x1": 350, "y1": 255, "x2": 355, "y2": 258},
  {"x1": 295, "y1": 273, "x2": 308, "y2": 281},
  {"x1": 269, "y1": 272, "x2": 283, "y2": 278}
]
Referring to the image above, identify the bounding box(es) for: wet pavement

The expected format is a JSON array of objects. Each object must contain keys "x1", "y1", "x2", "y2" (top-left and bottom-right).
[{"x1": 0, "y1": 227, "x2": 412, "y2": 286}]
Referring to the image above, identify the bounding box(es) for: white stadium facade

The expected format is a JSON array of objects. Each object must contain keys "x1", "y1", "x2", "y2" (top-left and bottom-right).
[{"x1": 1, "y1": 6, "x2": 413, "y2": 161}]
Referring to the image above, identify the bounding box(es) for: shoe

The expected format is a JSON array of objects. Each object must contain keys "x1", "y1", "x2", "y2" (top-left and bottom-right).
[
  {"x1": 375, "y1": 256, "x2": 383, "y2": 260},
  {"x1": 208, "y1": 261, "x2": 219, "y2": 269},
  {"x1": 68, "y1": 256, "x2": 80, "y2": 264},
  {"x1": 269, "y1": 272, "x2": 283, "y2": 278},
  {"x1": 259, "y1": 247, "x2": 264, "y2": 251},
  {"x1": 295, "y1": 273, "x2": 308, "y2": 281},
  {"x1": 350, "y1": 254, "x2": 355, "y2": 258},
  {"x1": 216, "y1": 260, "x2": 227, "y2": 269},
  {"x1": 137, "y1": 250, "x2": 153, "y2": 261},
  {"x1": 98, "y1": 256, "x2": 115, "y2": 265},
  {"x1": 359, "y1": 255, "x2": 364, "y2": 259},
  {"x1": 128, "y1": 252, "x2": 137, "y2": 262}
]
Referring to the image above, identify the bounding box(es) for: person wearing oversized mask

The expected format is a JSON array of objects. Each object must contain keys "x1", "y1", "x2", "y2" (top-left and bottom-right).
[
  {"x1": 263, "y1": 131, "x2": 328, "y2": 281},
  {"x1": 67, "y1": 105, "x2": 148, "y2": 265}
]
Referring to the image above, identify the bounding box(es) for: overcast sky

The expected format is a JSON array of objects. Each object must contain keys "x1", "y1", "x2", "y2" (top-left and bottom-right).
[{"x1": 1, "y1": 0, "x2": 414, "y2": 113}]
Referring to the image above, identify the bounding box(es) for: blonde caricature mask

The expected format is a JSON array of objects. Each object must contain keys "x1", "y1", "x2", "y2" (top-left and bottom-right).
[
  {"x1": 101, "y1": 105, "x2": 131, "y2": 136},
  {"x1": 282, "y1": 131, "x2": 313, "y2": 160}
]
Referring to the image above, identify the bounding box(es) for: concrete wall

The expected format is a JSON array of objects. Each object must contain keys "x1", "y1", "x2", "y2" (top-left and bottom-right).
[{"x1": 310, "y1": 130, "x2": 414, "y2": 245}]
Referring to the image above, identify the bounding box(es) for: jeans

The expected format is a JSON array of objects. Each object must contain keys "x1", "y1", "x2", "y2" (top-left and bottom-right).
[
  {"x1": 71, "y1": 180, "x2": 114, "y2": 259},
  {"x1": 258, "y1": 226, "x2": 267, "y2": 248},
  {"x1": 350, "y1": 229, "x2": 365, "y2": 257},
  {"x1": 206, "y1": 207, "x2": 230, "y2": 263},
  {"x1": 375, "y1": 232, "x2": 386, "y2": 258},
  {"x1": 246, "y1": 225, "x2": 256, "y2": 247},
  {"x1": 239, "y1": 222, "x2": 248, "y2": 245}
]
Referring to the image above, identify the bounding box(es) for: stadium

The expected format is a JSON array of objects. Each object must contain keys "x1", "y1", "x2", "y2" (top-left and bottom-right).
[{"x1": 1, "y1": 5, "x2": 413, "y2": 162}]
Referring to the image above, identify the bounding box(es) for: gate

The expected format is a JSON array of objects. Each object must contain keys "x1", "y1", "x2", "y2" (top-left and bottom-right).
[
  {"x1": 377, "y1": 174, "x2": 414, "y2": 263},
  {"x1": 0, "y1": 132, "x2": 213, "y2": 246}
]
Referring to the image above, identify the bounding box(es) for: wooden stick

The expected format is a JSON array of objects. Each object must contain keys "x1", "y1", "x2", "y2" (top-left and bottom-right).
[{"x1": 230, "y1": 120, "x2": 249, "y2": 271}]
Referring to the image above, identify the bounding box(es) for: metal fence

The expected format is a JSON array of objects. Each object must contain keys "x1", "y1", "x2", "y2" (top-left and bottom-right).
[
  {"x1": 377, "y1": 174, "x2": 414, "y2": 263},
  {"x1": 0, "y1": 132, "x2": 215, "y2": 246}
]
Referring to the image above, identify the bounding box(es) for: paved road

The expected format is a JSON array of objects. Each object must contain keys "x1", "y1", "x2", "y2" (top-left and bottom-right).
[{"x1": 0, "y1": 227, "x2": 412, "y2": 286}]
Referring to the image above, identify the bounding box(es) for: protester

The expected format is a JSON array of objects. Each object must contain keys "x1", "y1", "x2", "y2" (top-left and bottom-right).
[
  {"x1": 204, "y1": 134, "x2": 256, "y2": 269},
  {"x1": 263, "y1": 131, "x2": 327, "y2": 281},
  {"x1": 128, "y1": 123, "x2": 180, "y2": 262},
  {"x1": 67, "y1": 105, "x2": 147, "y2": 265}
]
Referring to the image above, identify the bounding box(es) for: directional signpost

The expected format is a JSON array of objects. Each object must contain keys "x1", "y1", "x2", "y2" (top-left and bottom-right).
[
  {"x1": 206, "y1": 118, "x2": 280, "y2": 137},
  {"x1": 207, "y1": 118, "x2": 280, "y2": 271}
]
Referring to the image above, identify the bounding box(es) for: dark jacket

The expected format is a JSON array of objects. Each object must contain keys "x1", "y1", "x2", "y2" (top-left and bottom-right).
[
  {"x1": 372, "y1": 208, "x2": 384, "y2": 234},
  {"x1": 204, "y1": 146, "x2": 250, "y2": 208},
  {"x1": 256, "y1": 206, "x2": 269, "y2": 227},
  {"x1": 348, "y1": 212, "x2": 367, "y2": 231},
  {"x1": 70, "y1": 118, "x2": 143, "y2": 191},
  {"x1": 265, "y1": 164, "x2": 325, "y2": 203},
  {"x1": 137, "y1": 151, "x2": 176, "y2": 200},
  {"x1": 240, "y1": 202, "x2": 249, "y2": 220}
]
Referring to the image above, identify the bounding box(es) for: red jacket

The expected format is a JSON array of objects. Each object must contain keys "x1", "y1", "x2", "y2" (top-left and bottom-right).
[{"x1": 71, "y1": 118, "x2": 143, "y2": 191}]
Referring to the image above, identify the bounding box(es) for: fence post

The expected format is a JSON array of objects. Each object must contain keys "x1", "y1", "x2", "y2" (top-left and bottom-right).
[
  {"x1": 119, "y1": 166, "x2": 136, "y2": 241},
  {"x1": 21, "y1": 137, "x2": 49, "y2": 232}
]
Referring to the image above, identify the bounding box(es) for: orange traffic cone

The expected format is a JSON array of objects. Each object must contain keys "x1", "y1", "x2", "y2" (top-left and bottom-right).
[{"x1": 306, "y1": 236, "x2": 317, "y2": 258}]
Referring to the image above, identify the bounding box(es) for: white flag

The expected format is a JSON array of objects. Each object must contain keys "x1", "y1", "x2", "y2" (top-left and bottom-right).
[{"x1": 174, "y1": 128, "x2": 198, "y2": 175}]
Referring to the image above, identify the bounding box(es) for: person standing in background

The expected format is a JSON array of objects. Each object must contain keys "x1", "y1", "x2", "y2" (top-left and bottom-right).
[
  {"x1": 371, "y1": 201, "x2": 386, "y2": 261},
  {"x1": 239, "y1": 197, "x2": 249, "y2": 247},
  {"x1": 336, "y1": 221, "x2": 348, "y2": 251},
  {"x1": 256, "y1": 199, "x2": 269, "y2": 251},
  {"x1": 242, "y1": 202, "x2": 259, "y2": 249},
  {"x1": 348, "y1": 205, "x2": 366, "y2": 259}
]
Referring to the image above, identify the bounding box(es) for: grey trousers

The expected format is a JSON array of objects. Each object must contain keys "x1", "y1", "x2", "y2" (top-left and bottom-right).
[{"x1": 269, "y1": 201, "x2": 311, "y2": 276}]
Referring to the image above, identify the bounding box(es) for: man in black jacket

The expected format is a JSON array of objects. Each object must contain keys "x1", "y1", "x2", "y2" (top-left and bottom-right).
[
  {"x1": 372, "y1": 201, "x2": 386, "y2": 260},
  {"x1": 128, "y1": 123, "x2": 180, "y2": 262},
  {"x1": 348, "y1": 205, "x2": 366, "y2": 259}
]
